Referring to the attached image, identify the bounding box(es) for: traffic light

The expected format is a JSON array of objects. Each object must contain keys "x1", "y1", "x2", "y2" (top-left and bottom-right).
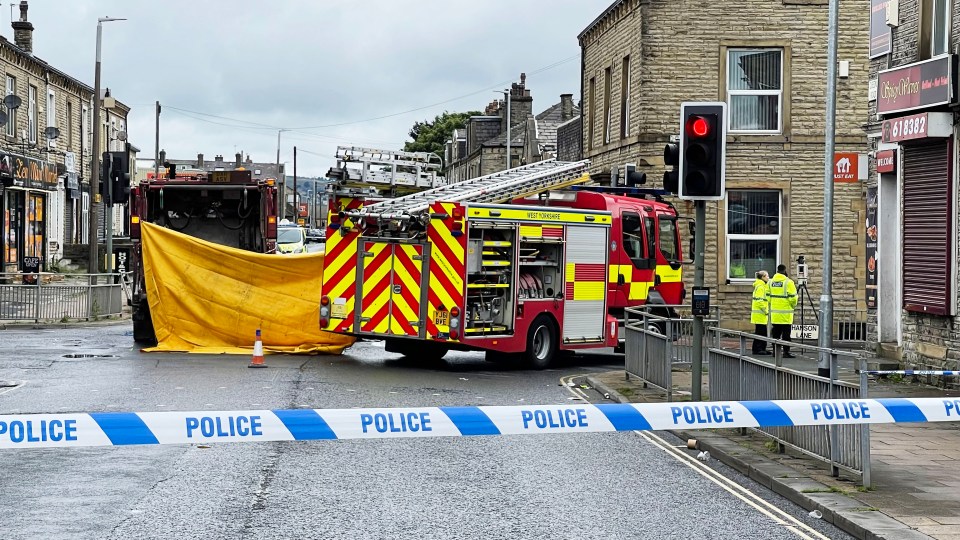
[
  {"x1": 662, "y1": 142, "x2": 679, "y2": 194},
  {"x1": 678, "y1": 102, "x2": 726, "y2": 200},
  {"x1": 623, "y1": 163, "x2": 646, "y2": 186},
  {"x1": 99, "y1": 151, "x2": 113, "y2": 206},
  {"x1": 110, "y1": 143, "x2": 132, "y2": 205}
]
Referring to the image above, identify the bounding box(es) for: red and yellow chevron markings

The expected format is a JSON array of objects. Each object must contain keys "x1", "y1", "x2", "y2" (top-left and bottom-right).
[
  {"x1": 390, "y1": 244, "x2": 423, "y2": 337},
  {"x1": 321, "y1": 196, "x2": 364, "y2": 332},
  {"x1": 426, "y1": 202, "x2": 467, "y2": 341}
]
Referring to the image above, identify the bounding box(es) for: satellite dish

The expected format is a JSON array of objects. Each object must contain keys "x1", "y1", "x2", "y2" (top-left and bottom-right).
[
  {"x1": 44, "y1": 126, "x2": 60, "y2": 140},
  {"x1": 116, "y1": 130, "x2": 127, "y2": 141},
  {"x1": 3, "y1": 94, "x2": 21, "y2": 110}
]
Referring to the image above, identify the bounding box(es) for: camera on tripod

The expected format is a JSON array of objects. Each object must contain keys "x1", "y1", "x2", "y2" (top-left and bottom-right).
[{"x1": 796, "y1": 255, "x2": 808, "y2": 286}]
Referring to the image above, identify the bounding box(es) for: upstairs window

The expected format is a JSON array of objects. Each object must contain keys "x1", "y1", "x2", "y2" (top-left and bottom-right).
[{"x1": 727, "y1": 48, "x2": 783, "y2": 133}]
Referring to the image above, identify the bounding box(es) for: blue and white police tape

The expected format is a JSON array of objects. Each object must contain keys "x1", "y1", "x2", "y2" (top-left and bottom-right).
[
  {"x1": 3, "y1": 397, "x2": 960, "y2": 449},
  {"x1": 864, "y1": 370, "x2": 959, "y2": 376}
]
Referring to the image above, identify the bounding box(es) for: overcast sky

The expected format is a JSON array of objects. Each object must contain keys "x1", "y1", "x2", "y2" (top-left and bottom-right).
[{"x1": 13, "y1": 0, "x2": 611, "y2": 177}]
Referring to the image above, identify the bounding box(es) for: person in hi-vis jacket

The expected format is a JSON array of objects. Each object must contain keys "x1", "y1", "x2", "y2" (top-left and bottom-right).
[
  {"x1": 751, "y1": 270, "x2": 771, "y2": 355},
  {"x1": 768, "y1": 264, "x2": 798, "y2": 358}
]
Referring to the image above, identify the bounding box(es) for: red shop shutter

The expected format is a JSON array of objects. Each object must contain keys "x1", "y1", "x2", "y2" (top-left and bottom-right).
[{"x1": 902, "y1": 140, "x2": 953, "y2": 316}]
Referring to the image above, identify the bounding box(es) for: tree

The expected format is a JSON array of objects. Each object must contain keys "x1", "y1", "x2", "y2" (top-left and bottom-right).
[{"x1": 404, "y1": 110, "x2": 482, "y2": 157}]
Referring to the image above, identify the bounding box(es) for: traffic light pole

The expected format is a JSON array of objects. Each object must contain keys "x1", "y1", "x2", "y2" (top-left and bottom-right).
[{"x1": 691, "y1": 200, "x2": 706, "y2": 401}]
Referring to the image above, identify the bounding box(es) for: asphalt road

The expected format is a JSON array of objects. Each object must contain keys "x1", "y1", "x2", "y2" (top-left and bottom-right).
[{"x1": 0, "y1": 324, "x2": 853, "y2": 540}]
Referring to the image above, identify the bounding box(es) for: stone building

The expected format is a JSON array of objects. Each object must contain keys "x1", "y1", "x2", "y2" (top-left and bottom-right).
[
  {"x1": 867, "y1": 0, "x2": 960, "y2": 371},
  {"x1": 578, "y1": 0, "x2": 870, "y2": 330},
  {"x1": 445, "y1": 74, "x2": 580, "y2": 181},
  {"x1": 0, "y1": 1, "x2": 131, "y2": 273}
]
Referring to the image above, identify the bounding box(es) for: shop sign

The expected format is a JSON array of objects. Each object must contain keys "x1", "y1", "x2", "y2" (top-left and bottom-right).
[
  {"x1": 876, "y1": 149, "x2": 896, "y2": 173},
  {"x1": 0, "y1": 151, "x2": 59, "y2": 191},
  {"x1": 833, "y1": 152, "x2": 866, "y2": 182},
  {"x1": 865, "y1": 187, "x2": 878, "y2": 310},
  {"x1": 881, "y1": 111, "x2": 953, "y2": 143},
  {"x1": 877, "y1": 55, "x2": 955, "y2": 116}
]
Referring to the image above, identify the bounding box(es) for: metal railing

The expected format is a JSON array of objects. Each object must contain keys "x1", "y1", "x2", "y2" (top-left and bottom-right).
[
  {"x1": 0, "y1": 272, "x2": 129, "y2": 322},
  {"x1": 793, "y1": 304, "x2": 870, "y2": 350},
  {"x1": 707, "y1": 327, "x2": 871, "y2": 486},
  {"x1": 624, "y1": 305, "x2": 720, "y2": 400}
]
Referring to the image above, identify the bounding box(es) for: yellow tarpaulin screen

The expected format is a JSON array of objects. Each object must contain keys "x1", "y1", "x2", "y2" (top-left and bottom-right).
[{"x1": 140, "y1": 222, "x2": 355, "y2": 355}]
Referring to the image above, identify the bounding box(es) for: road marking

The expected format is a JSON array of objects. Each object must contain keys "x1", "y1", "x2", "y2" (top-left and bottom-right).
[
  {"x1": 0, "y1": 381, "x2": 25, "y2": 395},
  {"x1": 559, "y1": 375, "x2": 829, "y2": 540}
]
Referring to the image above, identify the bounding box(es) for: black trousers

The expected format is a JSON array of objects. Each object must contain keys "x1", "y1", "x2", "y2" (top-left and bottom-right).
[
  {"x1": 752, "y1": 324, "x2": 768, "y2": 353},
  {"x1": 771, "y1": 323, "x2": 792, "y2": 355}
]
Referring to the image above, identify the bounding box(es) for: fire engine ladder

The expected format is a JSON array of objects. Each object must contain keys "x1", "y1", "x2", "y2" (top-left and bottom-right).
[
  {"x1": 346, "y1": 159, "x2": 590, "y2": 223},
  {"x1": 329, "y1": 146, "x2": 445, "y2": 192}
]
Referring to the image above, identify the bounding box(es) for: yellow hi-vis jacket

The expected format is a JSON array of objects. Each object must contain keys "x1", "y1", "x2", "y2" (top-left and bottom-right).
[
  {"x1": 751, "y1": 278, "x2": 770, "y2": 324},
  {"x1": 768, "y1": 273, "x2": 798, "y2": 324}
]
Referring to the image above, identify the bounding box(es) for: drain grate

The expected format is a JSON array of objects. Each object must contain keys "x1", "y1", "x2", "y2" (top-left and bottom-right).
[
  {"x1": 0, "y1": 380, "x2": 19, "y2": 388},
  {"x1": 61, "y1": 354, "x2": 119, "y2": 359}
]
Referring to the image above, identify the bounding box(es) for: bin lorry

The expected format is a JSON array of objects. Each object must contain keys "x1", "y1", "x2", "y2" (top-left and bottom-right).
[{"x1": 128, "y1": 168, "x2": 279, "y2": 344}]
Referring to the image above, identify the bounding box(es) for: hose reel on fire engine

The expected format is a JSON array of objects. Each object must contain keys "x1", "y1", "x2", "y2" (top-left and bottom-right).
[{"x1": 518, "y1": 273, "x2": 545, "y2": 299}]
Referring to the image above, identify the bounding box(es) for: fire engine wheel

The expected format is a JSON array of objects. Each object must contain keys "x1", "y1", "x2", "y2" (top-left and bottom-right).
[{"x1": 525, "y1": 315, "x2": 558, "y2": 370}]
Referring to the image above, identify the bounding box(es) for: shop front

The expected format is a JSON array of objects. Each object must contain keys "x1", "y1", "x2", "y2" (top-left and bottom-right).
[
  {"x1": 875, "y1": 54, "x2": 959, "y2": 361},
  {"x1": 0, "y1": 151, "x2": 59, "y2": 273}
]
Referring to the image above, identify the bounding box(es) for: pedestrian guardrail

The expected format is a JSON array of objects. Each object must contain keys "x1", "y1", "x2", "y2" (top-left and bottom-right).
[
  {"x1": 624, "y1": 305, "x2": 720, "y2": 400},
  {"x1": 0, "y1": 272, "x2": 129, "y2": 323},
  {"x1": 707, "y1": 327, "x2": 871, "y2": 486}
]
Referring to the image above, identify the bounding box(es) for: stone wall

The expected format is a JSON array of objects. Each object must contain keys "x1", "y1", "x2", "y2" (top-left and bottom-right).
[
  {"x1": 579, "y1": 0, "x2": 869, "y2": 329},
  {"x1": 557, "y1": 117, "x2": 583, "y2": 161}
]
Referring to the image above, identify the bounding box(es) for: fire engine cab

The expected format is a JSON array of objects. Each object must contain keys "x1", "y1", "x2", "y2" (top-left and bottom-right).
[{"x1": 320, "y1": 159, "x2": 683, "y2": 368}]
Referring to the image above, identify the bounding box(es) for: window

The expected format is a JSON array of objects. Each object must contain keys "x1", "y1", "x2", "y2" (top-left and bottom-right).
[
  {"x1": 727, "y1": 49, "x2": 783, "y2": 133},
  {"x1": 727, "y1": 190, "x2": 780, "y2": 281},
  {"x1": 621, "y1": 211, "x2": 647, "y2": 265},
  {"x1": 658, "y1": 216, "x2": 680, "y2": 262},
  {"x1": 603, "y1": 67, "x2": 612, "y2": 144},
  {"x1": 620, "y1": 56, "x2": 631, "y2": 139},
  {"x1": 5, "y1": 75, "x2": 15, "y2": 137},
  {"x1": 27, "y1": 84, "x2": 36, "y2": 143},
  {"x1": 81, "y1": 103, "x2": 89, "y2": 153},
  {"x1": 921, "y1": 0, "x2": 951, "y2": 58},
  {"x1": 588, "y1": 77, "x2": 596, "y2": 151},
  {"x1": 46, "y1": 88, "x2": 56, "y2": 147},
  {"x1": 66, "y1": 101, "x2": 72, "y2": 147}
]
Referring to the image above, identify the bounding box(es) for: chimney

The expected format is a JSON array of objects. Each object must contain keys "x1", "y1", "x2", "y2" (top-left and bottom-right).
[
  {"x1": 484, "y1": 100, "x2": 500, "y2": 116},
  {"x1": 11, "y1": 1, "x2": 33, "y2": 54},
  {"x1": 215, "y1": 154, "x2": 223, "y2": 162},
  {"x1": 159, "y1": 149, "x2": 166, "y2": 166},
  {"x1": 560, "y1": 94, "x2": 574, "y2": 121},
  {"x1": 197, "y1": 153, "x2": 204, "y2": 167},
  {"x1": 507, "y1": 72, "x2": 533, "y2": 131},
  {"x1": 235, "y1": 152, "x2": 242, "y2": 167}
]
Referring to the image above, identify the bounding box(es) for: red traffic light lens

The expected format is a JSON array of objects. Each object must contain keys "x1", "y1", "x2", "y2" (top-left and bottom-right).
[{"x1": 687, "y1": 116, "x2": 710, "y2": 138}]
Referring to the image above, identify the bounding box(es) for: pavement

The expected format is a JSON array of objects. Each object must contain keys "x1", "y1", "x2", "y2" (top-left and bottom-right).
[{"x1": 586, "y1": 351, "x2": 960, "y2": 540}]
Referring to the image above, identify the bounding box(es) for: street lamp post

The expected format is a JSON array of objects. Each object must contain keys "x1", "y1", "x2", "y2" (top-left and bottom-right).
[
  {"x1": 496, "y1": 89, "x2": 511, "y2": 170},
  {"x1": 276, "y1": 128, "x2": 287, "y2": 219},
  {"x1": 87, "y1": 16, "x2": 125, "y2": 278}
]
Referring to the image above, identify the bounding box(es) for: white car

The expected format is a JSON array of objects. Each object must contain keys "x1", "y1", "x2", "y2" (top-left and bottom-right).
[{"x1": 276, "y1": 226, "x2": 307, "y2": 254}]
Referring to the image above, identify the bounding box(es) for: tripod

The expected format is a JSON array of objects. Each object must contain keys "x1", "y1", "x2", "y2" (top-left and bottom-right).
[{"x1": 796, "y1": 280, "x2": 819, "y2": 347}]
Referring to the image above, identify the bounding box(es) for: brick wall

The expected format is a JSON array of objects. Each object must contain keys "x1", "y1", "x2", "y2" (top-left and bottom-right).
[{"x1": 579, "y1": 0, "x2": 870, "y2": 329}]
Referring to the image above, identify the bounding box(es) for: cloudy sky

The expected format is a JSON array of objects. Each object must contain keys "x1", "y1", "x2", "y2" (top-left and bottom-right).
[{"x1": 14, "y1": 0, "x2": 612, "y2": 177}]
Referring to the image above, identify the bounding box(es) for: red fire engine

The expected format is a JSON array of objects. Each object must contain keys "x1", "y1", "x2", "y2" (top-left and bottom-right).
[{"x1": 320, "y1": 160, "x2": 683, "y2": 368}]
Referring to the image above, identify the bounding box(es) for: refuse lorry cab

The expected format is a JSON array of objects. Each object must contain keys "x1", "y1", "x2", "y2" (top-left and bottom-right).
[
  {"x1": 129, "y1": 168, "x2": 279, "y2": 344},
  {"x1": 320, "y1": 160, "x2": 683, "y2": 368}
]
